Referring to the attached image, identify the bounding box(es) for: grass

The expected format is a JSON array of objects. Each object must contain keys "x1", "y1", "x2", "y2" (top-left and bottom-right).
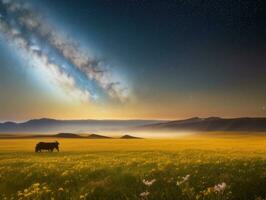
[{"x1": 1, "y1": 134, "x2": 266, "y2": 199}]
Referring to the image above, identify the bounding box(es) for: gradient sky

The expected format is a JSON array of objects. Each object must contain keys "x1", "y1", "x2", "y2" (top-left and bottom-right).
[{"x1": 0, "y1": 0, "x2": 266, "y2": 121}]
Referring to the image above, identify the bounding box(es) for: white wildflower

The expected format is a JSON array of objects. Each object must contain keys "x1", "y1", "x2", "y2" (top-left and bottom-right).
[
  {"x1": 213, "y1": 182, "x2": 226, "y2": 193},
  {"x1": 176, "y1": 174, "x2": 190, "y2": 186},
  {"x1": 140, "y1": 191, "x2": 150, "y2": 197},
  {"x1": 142, "y1": 179, "x2": 156, "y2": 186}
]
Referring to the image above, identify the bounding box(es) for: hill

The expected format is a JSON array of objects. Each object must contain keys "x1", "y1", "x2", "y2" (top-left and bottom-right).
[
  {"x1": 87, "y1": 134, "x2": 111, "y2": 139},
  {"x1": 120, "y1": 135, "x2": 142, "y2": 139},
  {"x1": 0, "y1": 118, "x2": 163, "y2": 133},
  {"x1": 0, "y1": 133, "x2": 113, "y2": 139},
  {"x1": 1, "y1": 117, "x2": 266, "y2": 134},
  {"x1": 137, "y1": 117, "x2": 266, "y2": 132},
  {"x1": 54, "y1": 133, "x2": 83, "y2": 138}
]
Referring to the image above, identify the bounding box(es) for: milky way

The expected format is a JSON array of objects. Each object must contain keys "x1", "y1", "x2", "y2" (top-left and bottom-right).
[{"x1": 0, "y1": 0, "x2": 128, "y2": 103}]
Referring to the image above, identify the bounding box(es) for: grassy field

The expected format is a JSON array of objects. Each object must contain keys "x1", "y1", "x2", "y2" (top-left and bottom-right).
[{"x1": 1, "y1": 134, "x2": 266, "y2": 199}]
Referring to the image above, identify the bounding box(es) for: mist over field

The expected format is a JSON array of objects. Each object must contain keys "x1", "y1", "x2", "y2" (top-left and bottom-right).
[{"x1": 1, "y1": 117, "x2": 266, "y2": 139}]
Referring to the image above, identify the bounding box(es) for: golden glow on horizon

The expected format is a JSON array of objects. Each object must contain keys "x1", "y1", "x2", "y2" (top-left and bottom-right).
[
  {"x1": 1, "y1": 97, "x2": 265, "y2": 122},
  {"x1": 0, "y1": 83, "x2": 265, "y2": 121}
]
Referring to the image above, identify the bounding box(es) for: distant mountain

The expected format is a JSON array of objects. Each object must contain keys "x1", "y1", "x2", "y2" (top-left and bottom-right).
[
  {"x1": 0, "y1": 118, "x2": 163, "y2": 133},
  {"x1": 2, "y1": 117, "x2": 266, "y2": 134},
  {"x1": 120, "y1": 135, "x2": 142, "y2": 139},
  {"x1": 55, "y1": 133, "x2": 83, "y2": 138},
  {"x1": 137, "y1": 117, "x2": 266, "y2": 132},
  {"x1": 87, "y1": 134, "x2": 111, "y2": 139},
  {"x1": 0, "y1": 133, "x2": 142, "y2": 139},
  {"x1": 0, "y1": 133, "x2": 83, "y2": 139}
]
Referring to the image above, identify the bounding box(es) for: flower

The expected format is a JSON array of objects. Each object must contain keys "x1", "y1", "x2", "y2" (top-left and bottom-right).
[
  {"x1": 176, "y1": 174, "x2": 190, "y2": 186},
  {"x1": 213, "y1": 182, "x2": 226, "y2": 193},
  {"x1": 183, "y1": 174, "x2": 190, "y2": 182},
  {"x1": 140, "y1": 191, "x2": 150, "y2": 197},
  {"x1": 143, "y1": 179, "x2": 156, "y2": 186}
]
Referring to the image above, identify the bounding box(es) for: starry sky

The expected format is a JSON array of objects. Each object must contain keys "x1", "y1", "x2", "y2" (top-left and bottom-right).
[{"x1": 0, "y1": 0, "x2": 266, "y2": 121}]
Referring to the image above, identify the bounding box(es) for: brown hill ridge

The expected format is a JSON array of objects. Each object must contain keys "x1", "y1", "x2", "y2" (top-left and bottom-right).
[
  {"x1": 120, "y1": 135, "x2": 142, "y2": 139},
  {"x1": 137, "y1": 117, "x2": 266, "y2": 132},
  {"x1": 87, "y1": 134, "x2": 111, "y2": 139},
  {"x1": 0, "y1": 133, "x2": 143, "y2": 139}
]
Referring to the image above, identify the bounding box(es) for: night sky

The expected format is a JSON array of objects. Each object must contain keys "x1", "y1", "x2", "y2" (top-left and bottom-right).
[{"x1": 0, "y1": 0, "x2": 266, "y2": 121}]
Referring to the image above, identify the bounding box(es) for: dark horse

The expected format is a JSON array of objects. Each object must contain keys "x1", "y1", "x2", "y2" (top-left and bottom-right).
[{"x1": 35, "y1": 141, "x2": 60, "y2": 152}]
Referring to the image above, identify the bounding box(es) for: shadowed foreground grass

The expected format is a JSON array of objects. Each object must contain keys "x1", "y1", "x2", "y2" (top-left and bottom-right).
[{"x1": 1, "y1": 135, "x2": 266, "y2": 199}]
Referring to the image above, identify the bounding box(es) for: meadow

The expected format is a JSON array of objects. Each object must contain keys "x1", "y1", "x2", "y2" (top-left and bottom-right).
[{"x1": 1, "y1": 134, "x2": 266, "y2": 200}]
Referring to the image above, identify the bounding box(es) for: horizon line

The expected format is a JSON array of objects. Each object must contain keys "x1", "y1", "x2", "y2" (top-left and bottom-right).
[{"x1": 1, "y1": 116, "x2": 266, "y2": 124}]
